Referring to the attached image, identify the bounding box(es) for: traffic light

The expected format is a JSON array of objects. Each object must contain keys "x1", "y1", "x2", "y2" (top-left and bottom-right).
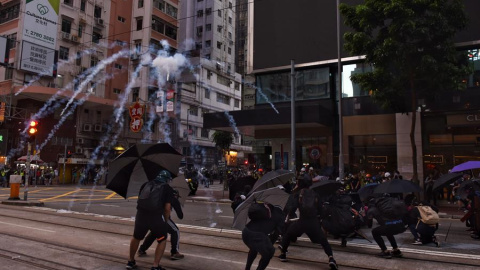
[{"x1": 27, "y1": 120, "x2": 38, "y2": 142}]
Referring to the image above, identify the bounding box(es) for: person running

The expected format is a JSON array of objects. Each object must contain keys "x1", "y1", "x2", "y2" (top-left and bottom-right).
[
  {"x1": 138, "y1": 189, "x2": 185, "y2": 260},
  {"x1": 126, "y1": 170, "x2": 175, "y2": 270},
  {"x1": 242, "y1": 201, "x2": 285, "y2": 270},
  {"x1": 278, "y1": 175, "x2": 338, "y2": 270},
  {"x1": 367, "y1": 194, "x2": 407, "y2": 259}
]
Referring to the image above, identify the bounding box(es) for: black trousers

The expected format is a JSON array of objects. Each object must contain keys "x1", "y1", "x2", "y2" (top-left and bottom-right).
[
  {"x1": 139, "y1": 218, "x2": 180, "y2": 254},
  {"x1": 242, "y1": 227, "x2": 275, "y2": 270},
  {"x1": 372, "y1": 223, "x2": 405, "y2": 251},
  {"x1": 280, "y1": 218, "x2": 333, "y2": 257}
]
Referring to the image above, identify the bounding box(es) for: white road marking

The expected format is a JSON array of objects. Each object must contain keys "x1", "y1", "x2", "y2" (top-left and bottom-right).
[
  {"x1": 100, "y1": 204, "x2": 120, "y2": 207},
  {"x1": 0, "y1": 221, "x2": 55, "y2": 233},
  {"x1": 218, "y1": 215, "x2": 233, "y2": 219}
]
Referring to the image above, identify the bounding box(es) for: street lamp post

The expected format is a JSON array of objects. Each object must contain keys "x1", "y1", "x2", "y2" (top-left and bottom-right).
[{"x1": 337, "y1": 0, "x2": 344, "y2": 180}]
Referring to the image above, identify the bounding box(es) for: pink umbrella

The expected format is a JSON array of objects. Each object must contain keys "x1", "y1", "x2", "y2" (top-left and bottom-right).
[{"x1": 16, "y1": 155, "x2": 44, "y2": 163}]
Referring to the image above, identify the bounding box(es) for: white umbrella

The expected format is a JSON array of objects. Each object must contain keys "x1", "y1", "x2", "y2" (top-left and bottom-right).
[{"x1": 232, "y1": 187, "x2": 290, "y2": 230}]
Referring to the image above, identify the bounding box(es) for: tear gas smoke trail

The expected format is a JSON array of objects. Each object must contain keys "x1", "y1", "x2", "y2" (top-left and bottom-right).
[
  {"x1": 224, "y1": 111, "x2": 241, "y2": 139},
  {"x1": 84, "y1": 166, "x2": 106, "y2": 212},
  {"x1": 115, "y1": 53, "x2": 152, "y2": 123},
  {"x1": 152, "y1": 41, "x2": 190, "y2": 88},
  {"x1": 243, "y1": 82, "x2": 280, "y2": 114},
  {"x1": 141, "y1": 102, "x2": 156, "y2": 143},
  {"x1": 156, "y1": 114, "x2": 172, "y2": 144},
  {"x1": 61, "y1": 49, "x2": 130, "y2": 116}
]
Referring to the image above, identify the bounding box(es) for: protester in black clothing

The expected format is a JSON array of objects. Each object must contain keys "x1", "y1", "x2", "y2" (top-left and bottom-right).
[
  {"x1": 367, "y1": 195, "x2": 406, "y2": 259},
  {"x1": 278, "y1": 175, "x2": 338, "y2": 270},
  {"x1": 407, "y1": 201, "x2": 440, "y2": 247},
  {"x1": 138, "y1": 189, "x2": 185, "y2": 260},
  {"x1": 126, "y1": 170, "x2": 175, "y2": 270},
  {"x1": 242, "y1": 203, "x2": 285, "y2": 270}
]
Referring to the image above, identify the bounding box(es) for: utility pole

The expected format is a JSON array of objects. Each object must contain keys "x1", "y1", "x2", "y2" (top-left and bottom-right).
[
  {"x1": 290, "y1": 60, "x2": 296, "y2": 173},
  {"x1": 337, "y1": 0, "x2": 344, "y2": 180},
  {"x1": 24, "y1": 142, "x2": 30, "y2": 201}
]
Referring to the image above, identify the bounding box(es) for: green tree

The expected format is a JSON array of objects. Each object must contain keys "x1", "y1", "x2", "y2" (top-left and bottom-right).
[
  {"x1": 340, "y1": 0, "x2": 471, "y2": 182},
  {"x1": 212, "y1": 130, "x2": 233, "y2": 155}
]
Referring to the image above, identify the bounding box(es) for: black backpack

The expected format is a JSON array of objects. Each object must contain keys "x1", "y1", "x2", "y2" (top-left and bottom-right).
[
  {"x1": 248, "y1": 201, "x2": 272, "y2": 221},
  {"x1": 137, "y1": 181, "x2": 166, "y2": 213},
  {"x1": 322, "y1": 204, "x2": 356, "y2": 235},
  {"x1": 376, "y1": 196, "x2": 407, "y2": 220},
  {"x1": 298, "y1": 188, "x2": 318, "y2": 218}
]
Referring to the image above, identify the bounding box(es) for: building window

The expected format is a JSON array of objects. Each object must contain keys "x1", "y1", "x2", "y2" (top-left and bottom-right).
[
  {"x1": 234, "y1": 99, "x2": 240, "y2": 108},
  {"x1": 166, "y1": 4, "x2": 178, "y2": 18},
  {"x1": 118, "y1": 16, "x2": 126, "y2": 23},
  {"x1": 216, "y1": 93, "x2": 230, "y2": 105},
  {"x1": 115, "y1": 63, "x2": 123, "y2": 70},
  {"x1": 466, "y1": 48, "x2": 480, "y2": 88},
  {"x1": 132, "y1": 87, "x2": 139, "y2": 102},
  {"x1": 205, "y1": 54, "x2": 211, "y2": 59},
  {"x1": 78, "y1": 24, "x2": 83, "y2": 37},
  {"x1": 229, "y1": 17, "x2": 232, "y2": 24},
  {"x1": 206, "y1": 8, "x2": 212, "y2": 15},
  {"x1": 217, "y1": 25, "x2": 222, "y2": 33},
  {"x1": 76, "y1": 52, "x2": 81, "y2": 66},
  {"x1": 217, "y1": 75, "x2": 231, "y2": 87},
  {"x1": 59, "y1": 46, "x2": 69, "y2": 60},
  {"x1": 197, "y1": 10, "x2": 203, "y2": 18},
  {"x1": 138, "y1": 0, "x2": 144, "y2": 8},
  {"x1": 189, "y1": 107, "x2": 198, "y2": 116},
  {"x1": 5, "y1": 67, "x2": 13, "y2": 80},
  {"x1": 136, "y1": 18, "x2": 143, "y2": 30},
  {"x1": 92, "y1": 32, "x2": 102, "y2": 44},
  {"x1": 6, "y1": 33, "x2": 16, "y2": 49},
  {"x1": 165, "y1": 24, "x2": 177, "y2": 40},
  {"x1": 206, "y1": 24, "x2": 212, "y2": 31},
  {"x1": 61, "y1": 19, "x2": 72, "y2": 33},
  {"x1": 205, "y1": 40, "x2": 211, "y2": 47},
  {"x1": 113, "y1": 88, "x2": 121, "y2": 94},
  {"x1": 90, "y1": 56, "x2": 98, "y2": 67},
  {"x1": 218, "y1": 10, "x2": 222, "y2": 17},
  {"x1": 152, "y1": 16, "x2": 165, "y2": 34},
  {"x1": 217, "y1": 41, "x2": 222, "y2": 49},
  {"x1": 197, "y1": 26, "x2": 203, "y2": 35},
  {"x1": 153, "y1": 0, "x2": 165, "y2": 10},
  {"x1": 135, "y1": 40, "x2": 142, "y2": 53},
  {"x1": 196, "y1": 42, "x2": 202, "y2": 50},
  {"x1": 80, "y1": 0, "x2": 86, "y2": 11},
  {"x1": 234, "y1": 82, "x2": 240, "y2": 90},
  {"x1": 229, "y1": 2, "x2": 233, "y2": 8},
  {"x1": 205, "y1": 88, "x2": 210, "y2": 98},
  {"x1": 228, "y1": 47, "x2": 231, "y2": 54},
  {"x1": 64, "y1": 0, "x2": 73, "y2": 7},
  {"x1": 0, "y1": 4, "x2": 20, "y2": 24},
  {"x1": 201, "y1": 128, "x2": 209, "y2": 138},
  {"x1": 94, "y1": 5, "x2": 102, "y2": 18}
]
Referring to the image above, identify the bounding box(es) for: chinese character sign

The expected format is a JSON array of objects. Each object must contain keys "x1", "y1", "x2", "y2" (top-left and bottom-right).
[
  {"x1": 129, "y1": 102, "x2": 145, "y2": 133},
  {"x1": 166, "y1": 90, "x2": 175, "y2": 112}
]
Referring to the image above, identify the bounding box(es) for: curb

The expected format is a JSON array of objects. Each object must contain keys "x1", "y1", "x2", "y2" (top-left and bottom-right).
[
  {"x1": 1, "y1": 200, "x2": 45, "y2": 207},
  {"x1": 186, "y1": 197, "x2": 232, "y2": 204}
]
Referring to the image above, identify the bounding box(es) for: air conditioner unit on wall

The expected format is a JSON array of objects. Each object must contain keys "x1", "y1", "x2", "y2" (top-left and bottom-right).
[
  {"x1": 62, "y1": 32, "x2": 71, "y2": 39},
  {"x1": 83, "y1": 124, "x2": 92, "y2": 131},
  {"x1": 95, "y1": 18, "x2": 104, "y2": 26},
  {"x1": 71, "y1": 35, "x2": 79, "y2": 42},
  {"x1": 94, "y1": 124, "x2": 102, "y2": 132}
]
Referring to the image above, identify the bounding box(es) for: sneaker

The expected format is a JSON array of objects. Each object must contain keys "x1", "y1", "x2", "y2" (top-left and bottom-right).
[
  {"x1": 126, "y1": 260, "x2": 137, "y2": 269},
  {"x1": 137, "y1": 249, "x2": 147, "y2": 257},
  {"x1": 329, "y1": 257, "x2": 338, "y2": 270},
  {"x1": 432, "y1": 236, "x2": 440, "y2": 247},
  {"x1": 391, "y1": 249, "x2": 403, "y2": 258},
  {"x1": 150, "y1": 266, "x2": 166, "y2": 270},
  {"x1": 377, "y1": 251, "x2": 392, "y2": 259},
  {"x1": 277, "y1": 245, "x2": 288, "y2": 254},
  {"x1": 170, "y1": 252, "x2": 185, "y2": 260},
  {"x1": 278, "y1": 253, "x2": 288, "y2": 262},
  {"x1": 412, "y1": 239, "x2": 422, "y2": 245}
]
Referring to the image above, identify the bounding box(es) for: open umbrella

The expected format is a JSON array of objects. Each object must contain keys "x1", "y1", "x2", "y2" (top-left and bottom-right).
[
  {"x1": 374, "y1": 179, "x2": 422, "y2": 194},
  {"x1": 16, "y1": 155, "x2": 45, "y2": 164},
  {"x1": 229, "y1": 176, "x2": 257, "y2": 201},
  {"x1": 106, "y1": 143, "x2": 182, "y2": 199},
  {"x1": 432, "y1": 173, "x2": 463, "y2": 191},
  {"x1": 456, "y1": 179, "x2": 480, "y2": 198},
  {"x1": 170, "y1": 174, "x2": 189, "y2": 206},
  {"x1": 451, "y1": 161, "x2": 480, "y2": 173},
  {"x1": 248, "y1": 169, "x2": 295, "y2": 195},
  {"x1": 358, "y1": 183, "x2": 379, "y2": 201},
  {"x1": 310, "y1": 180, "x2": 343, "y2": 196},
  {"x1": 233, "y1": 187, "x2": 289, "y2": 230}
]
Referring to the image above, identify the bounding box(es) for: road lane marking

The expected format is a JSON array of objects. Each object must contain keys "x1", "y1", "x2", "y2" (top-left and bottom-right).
[
  {"x1": 39, "y1": 190, "x2": 82, "y2": 202},
  {"x1": 183, "y1": 252, "x2": 286, "y2": 270},
  {"x1": 105, "y1": 192, "x2": 118, "y2": 199},
  {"x1": 218, "y1": 215, "x2": 233, "y2": 219},
  {"x1": 0, "y1": 221, "x2": 55, "y2": 233},
  {"x1": 100, "y1": 204, "x2": 120, "y2": 207}
]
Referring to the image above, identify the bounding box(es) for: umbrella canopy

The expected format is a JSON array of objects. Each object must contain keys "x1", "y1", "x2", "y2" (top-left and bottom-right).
[
  {"x1": 358, "y1": 183, "x2": 379, "y2": 201},
  {"x1": 432, "y1": 173, "x2": 463, "y2": 191},
  {"x1": 170, "y1": 174, "x2": 189, "y2": 206},
  {"x1": 106, "y1": 143, "x2": 182, "y2": 199},
  {"x1": 456, "y1": 179, "x2": 480, "y2": 198},
  {"x1": 374, "y1": 179, "x2": 422, "y2": 194},
  {"x1": 310, "y1": 180, "x2": 343, "y2": 196},
  {"x1": 451, "y1": 161, "x2": 480, "y2": 173},
  {"x1": 16, "y1": 155, "x2": 44, "y2": 163},
  {"x1": 233, "y1": 187, "x2": 290, "y2": 230},
  {"x1": 248, "y1": 169, "x2": 295, "y2": 195}
]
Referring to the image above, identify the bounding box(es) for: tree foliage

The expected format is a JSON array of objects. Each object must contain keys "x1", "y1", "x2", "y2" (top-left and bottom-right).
[
  {"x1": 212, "y1": 130, "x2": 233, "y2": 152},
  {"x1": 339, "y1": 0, "x2": 471, "y2": 181}
]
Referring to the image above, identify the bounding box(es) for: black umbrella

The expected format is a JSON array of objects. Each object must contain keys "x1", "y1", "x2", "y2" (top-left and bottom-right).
[
  {"x1": 456, "y1": 179, "x2": 480, "y2": 198},
  {"x1": 432, "y1": 173, "x2": 463, "y2": 191},
  {"x1": 248, "y1": 169, "x2": 295, "y2": 195},
  {"x1": 357, "y1": 183, "x2": 379, "y2": 201},
  {"x1": 310, "y1": 180, "x2": 343, "y2": 196},
  {"x1": 229, "y1": 176, "x2": 257, "y2": 201},
  {"x1": 374, "y1": 179, "x2": 422, "y2": 194},
  {"x1": 106, "y1": 143, "x2": 183, "y2": 199}
]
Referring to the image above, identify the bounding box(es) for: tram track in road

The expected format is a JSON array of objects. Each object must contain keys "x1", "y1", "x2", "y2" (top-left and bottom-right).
[{"x1": 0, "y1": 205, "x2": 479, "y2": 269}]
